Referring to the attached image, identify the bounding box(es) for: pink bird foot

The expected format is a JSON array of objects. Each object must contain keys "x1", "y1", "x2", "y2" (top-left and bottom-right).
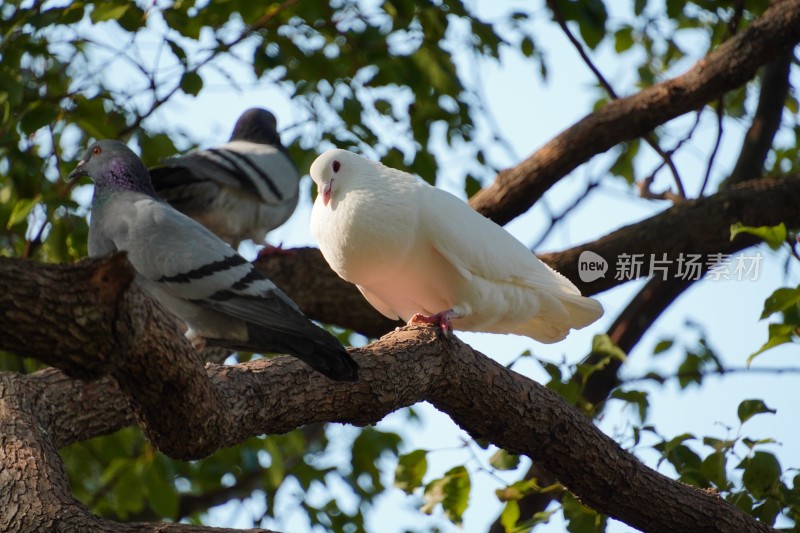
[
  {"x1": 256, "y1": 242, "x2": 295, "y2": 260},
  {"x1": 409, "y1": 309, "x2": 457, "y2": 334}
]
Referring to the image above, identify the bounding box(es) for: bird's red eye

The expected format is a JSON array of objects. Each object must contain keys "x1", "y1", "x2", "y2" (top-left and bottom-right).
[
  {"x1": 92, "y1": 146, "x2": 102, "y2": 156},
  {"x1": 332, "y1": 160, "x2": 341, "y2": 173}
]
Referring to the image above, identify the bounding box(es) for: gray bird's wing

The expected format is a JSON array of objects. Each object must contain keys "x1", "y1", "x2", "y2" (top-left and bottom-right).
[
  {"x1": 98, "y1": 192, "x2": 330, "y2": 338},
  {"x1": 150, "y1": 140, "x2": 299, "y2": 206}
]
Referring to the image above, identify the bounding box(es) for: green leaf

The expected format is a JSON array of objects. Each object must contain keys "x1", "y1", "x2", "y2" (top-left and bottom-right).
[
  {"x1": 179, "y1": 71, "x2": 204, "y2": 97},
  {"x1": 590, "y1": 334, "x2": 627, "y2": 362},
  {"x1": 410, "y1": 47, "x2": 459, "y2": 95},
  {"x1": 614, "y1": 27, "x2": 634, "y2": 53},
  {"x1": 464, "y1": 175, "x2": 482, "y2": 198},
  {"x1": 741, "y1": 452, "x2": 781, "y2": 499},
  {"x1": 20, "y1": 102, "x2": 60, "y2": 134},
  {"x1": 394, "y1": 449, "x2": 428, "y2": 494},
  {"x1": 677, "y1": 352, "x2": 702, "y2": 388},
  {"x1": 91, "y1": 3, "x2": 129, "y2": 22},
  {"x1": 730, "y1": 222, "x2": 787, "y2": 250},
  {"x1": 500, "y1": 500, "x2": 520, "y2": 532},
  {"x1": 421, "y1": 465, "x2": 470, "y2": 525},
  {"x1": 611, "y1": 389, "x2": 649, "y2": 422},
  {"x1": 703, "y1": 436, "x2": 735, "y2": 453},
  {"x1": 748, "y1": 323, "x2": 796, "y2": 364},
  {"x1": 701, "y1": 452, "x2": 728, "y2": 489},
  {"x1": 567, "y1": 0, "x2": 608, "y2": 50},
  {"x1": 562, "y1": 491, "x2": 605, "y2": 533},
  {"x1": 753, "y1": 497, "x2": 782, "y2": 526},
  {"x1": 737, "y1": 399, "x2": 776, "y2": 424},
  {"x1": 143, "y1": 457, "x2": 178, "y2": 518},
  {"x1": 759, "y1": 286, "x2": 800, "y2": 320},
  {"x1": 489, "y1": 449, "x2": 520, "y2": 471},
  {"x1": 653, "y1": 339, "x2": 673, "y2": 355},
  {"x1": 657, "y1": 433, "x2": 695, "y2": 455},
  {"x1": 520, "y1": 36, "x2": 535, "y2": 57},
  {"x1": 7, "y1": 196, "x2": 40, "y2": 229},
  {"x1": 742, "y1": 437, "x2": 778, "y2": 450},
  {"x1": 350, "y1": 427, "x2": 401, "y2": 498}
]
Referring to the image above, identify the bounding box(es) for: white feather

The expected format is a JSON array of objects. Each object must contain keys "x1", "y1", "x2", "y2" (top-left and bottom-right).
[{"x1": 309, "y1": 149, "x2": 604, "y2": 343}]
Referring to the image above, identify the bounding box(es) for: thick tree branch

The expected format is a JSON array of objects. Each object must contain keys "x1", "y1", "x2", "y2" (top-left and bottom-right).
[
  {"x1": 724, "y1": 52, "x2": 794, "y2": 187},
  {"x1": 540, "y1": 175, "x2": 800, "y2": 295},
  {"x1": 0, "y1": 371, "x2": 274, "y2": 532},
  {"x1": 0, "y1": 256, "x2": 778, "y2": 533},
  {"x1": 468, "y1": 0, "x2": 800, "y2": 225}
]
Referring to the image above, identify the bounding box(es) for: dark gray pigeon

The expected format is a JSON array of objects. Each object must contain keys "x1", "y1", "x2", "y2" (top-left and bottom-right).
[
  {"x1": 149, "y1": 108, "x2": 300, "y2": 247},
  {"x1": 69, "y1": 139, "x2": 358, "y2": 382}
]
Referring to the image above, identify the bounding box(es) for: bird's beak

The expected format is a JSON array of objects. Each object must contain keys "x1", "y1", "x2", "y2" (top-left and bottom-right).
[
  {"x1": 322, "y1": 179, "x2": 334, "y2": 206},
  {"x1": 66, "y1": 160, "x2": 87, "y2": 182}
]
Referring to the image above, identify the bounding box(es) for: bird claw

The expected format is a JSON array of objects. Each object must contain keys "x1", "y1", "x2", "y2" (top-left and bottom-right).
[{"x1": 409, "y1": 310, "x2": 456, "y2": 334}]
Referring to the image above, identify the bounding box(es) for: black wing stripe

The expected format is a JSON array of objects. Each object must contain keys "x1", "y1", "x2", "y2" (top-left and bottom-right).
[
  {"x1": 158, "y1": 254, "x2": 248, "y2": 283},
  {"x1": 230, "y1": 267, "x2": 264, "y2": 291},
  {"x1": 208, "y1": 147, "x2": 283, "y2": 201}
]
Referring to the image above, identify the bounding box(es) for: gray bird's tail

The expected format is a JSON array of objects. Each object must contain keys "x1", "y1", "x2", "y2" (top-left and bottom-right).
[{"x1": 215, "y1": 324, "x2": 359, "y2": 382}]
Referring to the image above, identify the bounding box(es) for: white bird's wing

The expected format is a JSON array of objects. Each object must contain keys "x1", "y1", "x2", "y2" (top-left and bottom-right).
[{"x1": 419, "y1": 185, "x2": 581, "y2": 295}]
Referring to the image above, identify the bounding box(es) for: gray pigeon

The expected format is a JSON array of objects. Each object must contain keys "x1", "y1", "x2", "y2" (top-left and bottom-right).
[
  {"x1": 69, "y1": 139, "x2": 358, "y2": 382},
  {"x1": 149, "y1": 108, "x2": 300, "y2": 247}
]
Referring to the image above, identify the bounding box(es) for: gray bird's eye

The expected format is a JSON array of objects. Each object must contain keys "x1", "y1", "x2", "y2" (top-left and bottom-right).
[{"x1": 332, "y1": 160, "x2": 340, "y2": 173}]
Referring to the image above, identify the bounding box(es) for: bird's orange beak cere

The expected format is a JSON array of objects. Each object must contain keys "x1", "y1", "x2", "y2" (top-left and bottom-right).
[{"x1": 322, "y1": 179, "x2": 334, "y2": 206}]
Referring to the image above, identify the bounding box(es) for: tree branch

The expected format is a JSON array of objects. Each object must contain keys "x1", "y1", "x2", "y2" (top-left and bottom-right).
[
  {"x1": 468, "y1": 0, "x2": 800, "y2": 225},
  {"x1": 0, "y1": 256, "x2": 778, "y2": 533},
  {"x1": 724, "y1": 52, "x2": 794, "y2": 187},
  {"x1": 540, "y1": 175, "x2": 800, "y2": 295},
  {"x1": 0, "y1": 370, "x2": 274, "y2": 532}
]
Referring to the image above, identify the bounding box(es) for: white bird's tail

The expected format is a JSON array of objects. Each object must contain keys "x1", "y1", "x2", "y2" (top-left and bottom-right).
[{"x1": 512, "y1": 292, "x2": 604, "y2": 344}]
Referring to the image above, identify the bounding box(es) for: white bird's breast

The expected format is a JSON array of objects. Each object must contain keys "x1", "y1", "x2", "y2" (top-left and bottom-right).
[{"x1": 311, "y1": 184, "x2": 418, "y2": 285}]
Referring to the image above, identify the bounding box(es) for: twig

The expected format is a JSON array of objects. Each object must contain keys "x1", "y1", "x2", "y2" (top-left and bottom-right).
[
  {"x1": 546, "y1": 0, "x2": 686, "y2": 200},
  {"x1": 530, "y1": 178, "x2": 599, "y2": 250},
  {"x1": 637, "y1": 175, "x2": 684, "y2": 202},
  {"x1": 622, "y1": 365, "x2": 800, "y2": 386}
]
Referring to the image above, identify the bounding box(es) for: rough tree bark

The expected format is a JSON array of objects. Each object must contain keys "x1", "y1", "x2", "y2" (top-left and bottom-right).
[{"x1": 0, "y1": 255, "x2": 779, "y2": 533}]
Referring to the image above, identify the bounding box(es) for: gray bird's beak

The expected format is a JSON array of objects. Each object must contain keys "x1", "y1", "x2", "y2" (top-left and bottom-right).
[{"x1": 66, "y1": 160, "x2": 87, "y2": 182}]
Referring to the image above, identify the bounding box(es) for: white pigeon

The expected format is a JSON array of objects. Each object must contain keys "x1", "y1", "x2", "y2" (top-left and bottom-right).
[
  {"x1": 69, "y1": 140, "x2": 358, "y2": 381},
  {"x1": 149, "y1": 108, "x2": 300, "y2": 247},
  {"x1": 309, "y1": 149, "x2": 603, "y2": 343}
]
